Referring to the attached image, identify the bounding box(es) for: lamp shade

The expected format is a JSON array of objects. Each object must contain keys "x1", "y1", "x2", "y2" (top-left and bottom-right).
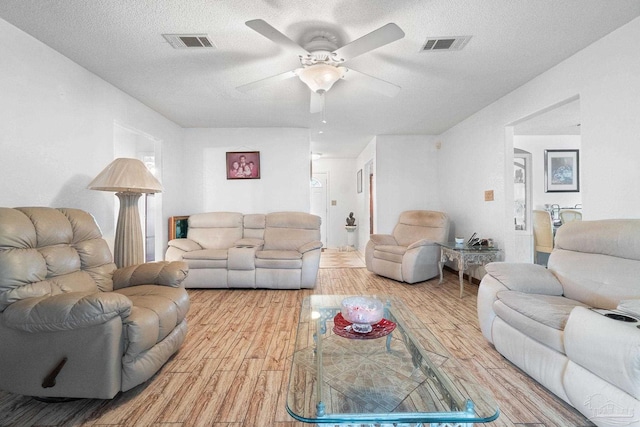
[
  {"x1": 296, "y1": 64, "x2": 346, "y2": 93},
  {"x1": 88, "y1": 158, "x2": 162, "y2": 193}
]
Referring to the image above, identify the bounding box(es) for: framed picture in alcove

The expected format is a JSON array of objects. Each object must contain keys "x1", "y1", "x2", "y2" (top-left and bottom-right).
[
  {"x1": 168, "y1": 216, "x2": 189, "y2": 241},
  {"x1": 226, "y1": 151, "x2": 260, "y2": 179},
  {"x1": 357, "y1": 169, "x2": 363, "y2": 193},
  {"x1": 544, "y1": 149, "x2": 579, "y2": 192}
]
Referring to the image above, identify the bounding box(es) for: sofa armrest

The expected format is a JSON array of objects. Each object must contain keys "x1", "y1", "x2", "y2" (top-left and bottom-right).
[
  {"x1": 113, "y1": 261, "x2": 189, "y2": 290},
  {"x1": 484, "y1": 262, "x2": 564, "y2": 295},
  {"x1": 565, "y1": 306, "x2": 640, "y2": 399},
  {"x1": 168, "y1": 238, "x2": 202, "y2": 252},
  {"x1": 407, "y1": 239, "x2": 436, "y2": 250},
  {"x1": 2, "y1": 292, "x2": 132, "y2": 332},
  {"x1": 368, "y1": 234, "x2": 398, "y2": 246},
  {"x1": 299, "y1": 240, "x2": 323, "y2": 254},
  {"x1": 617, "y1": 299, "x2": 640, "y2": 317}
]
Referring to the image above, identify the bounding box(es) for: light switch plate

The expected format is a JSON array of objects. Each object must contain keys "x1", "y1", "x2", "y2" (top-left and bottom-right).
[
  {"x1": 331, "y1": 200, "x2": 337, "y2": 206},
  {"x1": 484, "y1": 190, "x2": 494, "y2": 201}
]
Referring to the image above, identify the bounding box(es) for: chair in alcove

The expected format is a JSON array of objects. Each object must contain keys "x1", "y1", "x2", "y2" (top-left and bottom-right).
[
  {"x1": 533, "y1": 209, "x2": 554, "y2": 265},
  {"x1": 560, "y1": 209, "x2": 582, "y2": 224}
]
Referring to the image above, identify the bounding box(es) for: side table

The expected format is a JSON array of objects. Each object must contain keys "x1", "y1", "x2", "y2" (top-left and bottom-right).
[{"x1": 437, "y1": 242, "x2": 501, "y2": 298}]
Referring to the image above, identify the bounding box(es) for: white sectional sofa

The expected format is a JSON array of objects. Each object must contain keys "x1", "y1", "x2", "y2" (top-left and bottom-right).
[
  {"x1": 478, "y1": 219, "x2": 640, "y2": 427},
  {"x1": 165, "y1": 211, "x2": 322, "y2": 289}
]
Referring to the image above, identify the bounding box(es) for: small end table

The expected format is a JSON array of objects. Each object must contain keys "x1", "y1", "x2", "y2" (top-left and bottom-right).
[{"x1": 437, "y1": 242, "x2": 501, "y2": 298}]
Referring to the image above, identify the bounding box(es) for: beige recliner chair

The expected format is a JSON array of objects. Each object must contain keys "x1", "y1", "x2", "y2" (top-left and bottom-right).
[
  {"x1": 0, "y1": 207, "x2": 190, "y2": 400},
  {"x1": 365, "y1": 210, "x2": 450, "y2": 284}
]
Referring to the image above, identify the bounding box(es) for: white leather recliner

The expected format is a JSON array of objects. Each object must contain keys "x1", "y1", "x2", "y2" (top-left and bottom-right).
[
  {"x1": 365, "y1": 210, "x2": 450, "y2": 284},
  {"x1": 0, "y1": 207, "x2": 190, "y2": 400}
]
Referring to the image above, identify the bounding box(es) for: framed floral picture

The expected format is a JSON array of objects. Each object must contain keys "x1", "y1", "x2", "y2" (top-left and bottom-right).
[
  {"x1": 544, "y1": 149, "x2": 579, "y2": 192},
  {"x1": 226, "y1": 151, "x2": 260, "y2": 179}
]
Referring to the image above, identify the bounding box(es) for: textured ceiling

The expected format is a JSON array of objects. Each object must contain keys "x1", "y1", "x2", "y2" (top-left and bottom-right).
[{"x1": 1, "y1": 1, "x2": 638, "y2": 157}]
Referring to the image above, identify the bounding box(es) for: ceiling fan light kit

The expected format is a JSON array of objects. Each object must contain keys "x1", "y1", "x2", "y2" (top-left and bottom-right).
[
  {"x1": 239, "y1": 19, "x2": 405, "y2": 113},
  {"x1": 296, "y1": 64, "x2": 346, "y2": 93}
]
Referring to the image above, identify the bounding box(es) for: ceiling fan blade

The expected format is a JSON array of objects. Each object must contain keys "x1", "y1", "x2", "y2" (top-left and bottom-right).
[
  {"x1": 343, "y1": 68, "x2": 401, "y2": 97},
  {"x1": 332, "y1": 23, "x2": 404, "y2": 62},
  {"x1": 236, "y1": 69, "x2": 299, "y2": 92},
  {"x1": 310, "y1": 91, "x2": 325, "y2": 114},
  {"x1": 245, "y1": 19, "x2": 309, "y2": 57}
]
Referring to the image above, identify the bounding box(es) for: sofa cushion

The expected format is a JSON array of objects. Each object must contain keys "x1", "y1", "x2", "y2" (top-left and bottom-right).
[
  {"x1": 168, "y1": 239, "x2": 202, "y2": 252},
  {"x1": 17, "y1": 207, "x2": 74, "y2": 247},
  {"x1": 549, "y1": 250, "x2": 640, "y2": 309},
  {"x1": 494, "y1": 291, "x2": 587, "y2": 353},
  {"x1": 183, "y1": 249, "x2": 228, "y2": 260},
  {"x1": 255, "y1": 258, "x2": 303, "y2": 269},
  {"x1": 0, "y1": 208, "x2": 113, "y2": 309},
  {"x1": 374, "y1": 245, "x2": 407, "y2": 256},
  {"x1": 187, "y1": 212, "x2": 243, "y2": 249},
  {"x1": 256, "y1": 250, "x2": 302, "y2": 260},
  {"x1": 243, "y1": 214, "x2": 266, "y2": 240},
  {"x1": 373, "y1": 247, "x2": 405, "y2": 263},
  {"x1": 263, "y1": 212, "x2": 321, "y2": 251},
  {"x1": 255, "y1": 250, "x2": 303, "y2": 269},
  {"x1": 3, "y1": 291, "x2": 132, "y2": 332},
  {"x1": 392, "y1": 210, "x2": 448, "y2": 247},
  {"x1": 485, "y1": 262, "x2": 564, "y2": 295},
  {"x1": 555, "y1": 219, "x2": 640, "y2": 260},
  {"x1": 550, "y1": 219, "x2": 640, "y2": 308}
]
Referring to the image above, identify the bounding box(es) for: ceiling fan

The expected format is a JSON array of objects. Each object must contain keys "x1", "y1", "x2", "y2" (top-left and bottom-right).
[{"x1": 237, "y1": 19, "x2": 405, "y2": 113}]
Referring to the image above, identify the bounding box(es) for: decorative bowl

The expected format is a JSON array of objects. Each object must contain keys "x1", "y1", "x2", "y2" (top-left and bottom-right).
[{"x1": 340, "y1": 296, "x2": 384, "y2": 333}]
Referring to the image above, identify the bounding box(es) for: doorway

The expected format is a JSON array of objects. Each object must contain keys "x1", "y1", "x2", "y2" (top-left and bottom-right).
[
  {"x1": 310, "y1": 172, "x2": 328, "y2": 248},
  {"x1": 506, "y1": 96, "x2": 581, "y2": 263}
]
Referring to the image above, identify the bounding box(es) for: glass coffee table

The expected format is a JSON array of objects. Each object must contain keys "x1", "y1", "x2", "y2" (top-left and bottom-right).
[{"x1": 286, "y1": 295, "x2": 499, "y2": 426}]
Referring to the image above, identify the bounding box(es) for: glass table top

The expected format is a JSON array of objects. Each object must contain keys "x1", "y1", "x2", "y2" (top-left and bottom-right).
[
  {"x1": 286, "y1": 295, "x2": 500, "y2": 425},
  {"x1": 438, "y1": 241, "x2": 502, "y2": 252}
]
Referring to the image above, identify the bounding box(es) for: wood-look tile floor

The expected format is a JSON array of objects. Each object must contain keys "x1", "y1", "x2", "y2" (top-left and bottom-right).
[
  {"x1": 0, "y1": 266, "x2": 594, "y2": 427},
  {"x1": 318, "y1": 249, "x2": 366, "y2": 269}
]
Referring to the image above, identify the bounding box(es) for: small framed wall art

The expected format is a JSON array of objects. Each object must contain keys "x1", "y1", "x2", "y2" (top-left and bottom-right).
[
  {"x1": 357, "y1": 169, "x2": 363, "y2": 193},
  {"x1": 544, "y1": 149, "x2": 579, "y2": 192},
  {"x1": 226, "y1": 151, "x2": 260, "y2": 179}
]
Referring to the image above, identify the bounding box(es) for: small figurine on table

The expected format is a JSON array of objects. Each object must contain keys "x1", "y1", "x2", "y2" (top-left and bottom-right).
[{"x1": 346, "y1": 212, "x2": 356, "y2": 226}]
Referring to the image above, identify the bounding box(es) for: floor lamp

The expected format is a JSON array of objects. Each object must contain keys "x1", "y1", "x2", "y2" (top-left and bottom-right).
[{"x1": 88, "y1": 158, "x2": 163, "y2": 268}]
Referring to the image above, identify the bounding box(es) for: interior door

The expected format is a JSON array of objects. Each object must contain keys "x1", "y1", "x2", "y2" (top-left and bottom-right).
[{"x1": 310, "y1": 172, "x2": 328, "y2": 248}]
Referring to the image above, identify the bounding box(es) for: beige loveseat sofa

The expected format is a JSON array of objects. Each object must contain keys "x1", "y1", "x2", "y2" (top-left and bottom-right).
[
  {"x1": 478, "y1": 220, "x2": 640, "y2": 427},
  {"x1": 0, "y1": 207, "x2": 190, "y2": 400},
  {"x1": 365, "y1": 210, "x2": 450, "y2": 284},
  {"x1": 165, "y1": 211, "x2": 322, "y2": 289}
]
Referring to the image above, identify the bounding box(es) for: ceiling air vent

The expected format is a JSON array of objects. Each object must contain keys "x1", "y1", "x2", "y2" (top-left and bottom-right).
[
  {"x1": 421, "y1": 36, "x2": 471, "y2": 52},
  {"x1": 162, "y1": 34, "x2": 216, "y2": 49}
]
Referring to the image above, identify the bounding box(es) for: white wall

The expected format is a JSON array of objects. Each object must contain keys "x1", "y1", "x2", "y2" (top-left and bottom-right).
[
  {"x1": 179, "y1": 128, "x2": 310, "y2": 215},
  {"x1": 438, "y1": 17, "x2": 640, "y2": 265},
  {"x1": 375, "y1": 135, "x2": 442, "y2": 235},
  {"x1": 515, "y1": 135, "x2": 582, "y2": 211},
  {"x1": 311, "y1": 158, "x2": 358, "y2": 249},
  {"x1": 0, "y1": 18, "x2": 183, "y2": 252}
]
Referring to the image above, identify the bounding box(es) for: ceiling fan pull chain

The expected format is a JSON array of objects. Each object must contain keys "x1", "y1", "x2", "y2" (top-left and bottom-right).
[{"x1": 321, "y1": 94, "x2": 327, "y2": 124}]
